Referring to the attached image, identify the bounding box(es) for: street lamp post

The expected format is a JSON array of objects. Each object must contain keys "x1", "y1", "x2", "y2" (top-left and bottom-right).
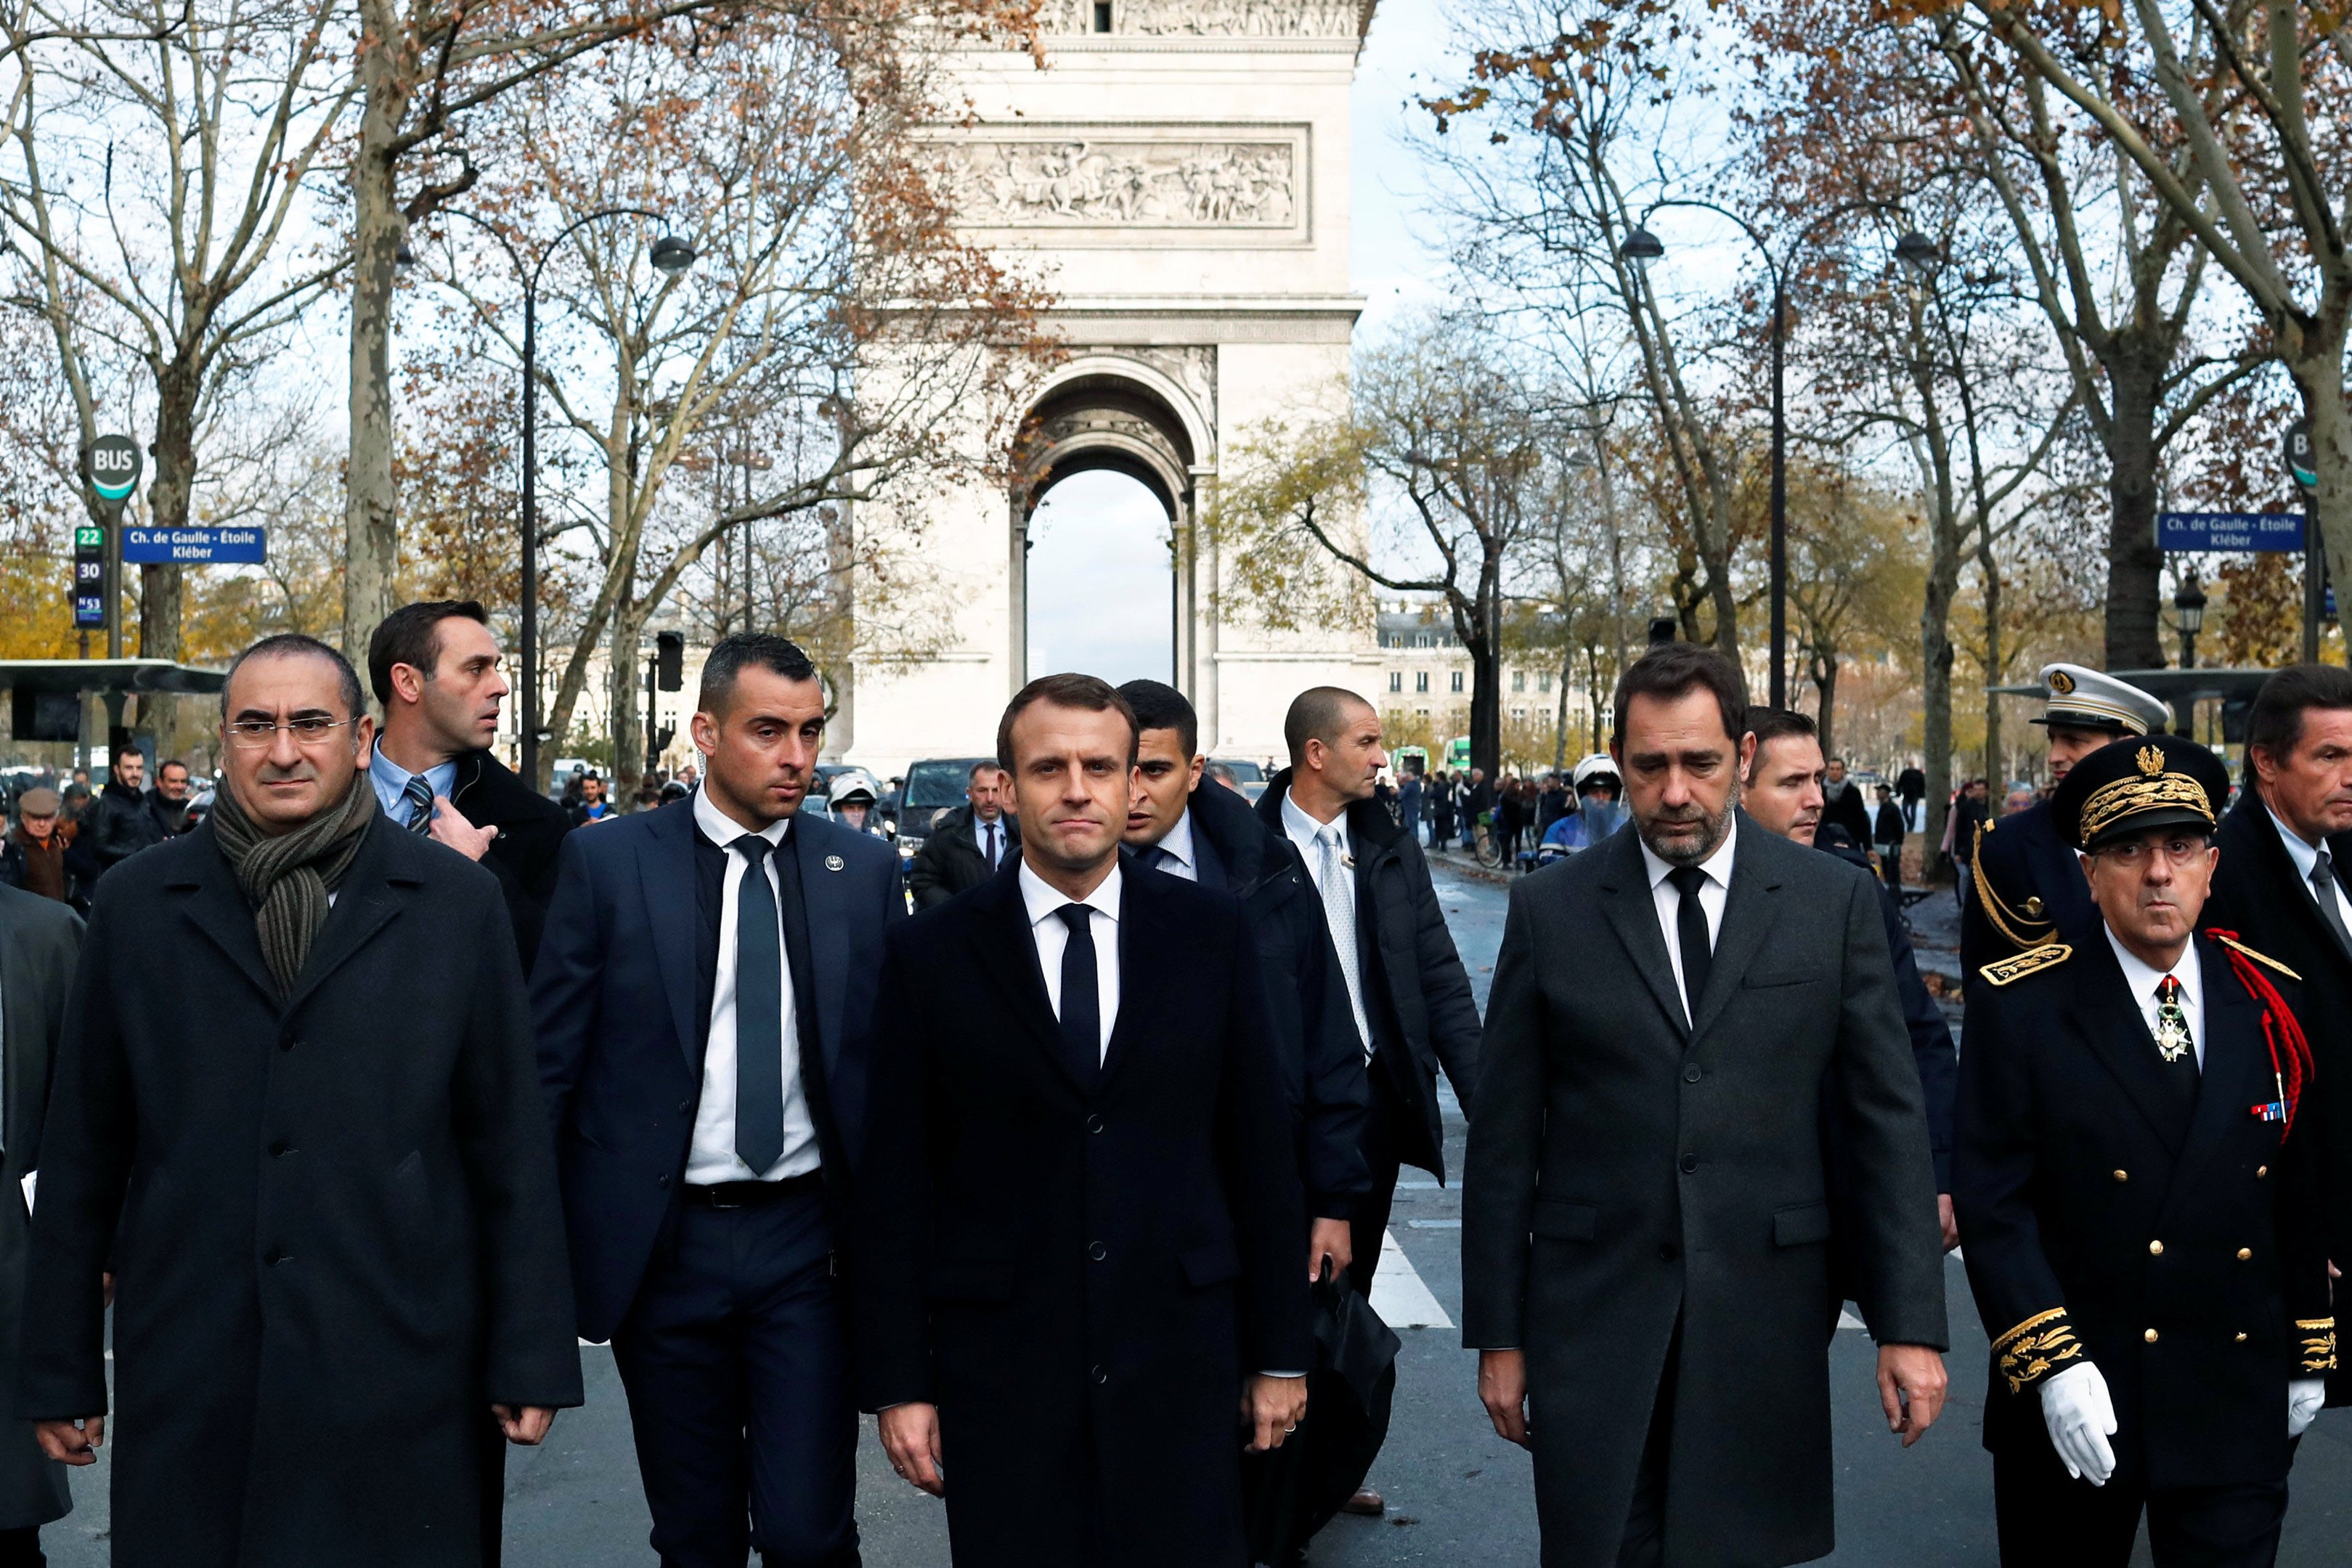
[
  {"x1": 403, "y1": 208, "x2": 696, "y2": 788},
  {"x1": 2174, "y1": 574, "x2": 2206, "y2": 671},
  {"x1": 1617, "y1": 210, "x2": 1917, "y2": 711}
]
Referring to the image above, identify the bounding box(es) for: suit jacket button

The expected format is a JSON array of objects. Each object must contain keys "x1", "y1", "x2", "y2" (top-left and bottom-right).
[
  {"x1": 1087, "y1": 1241, "x2": 1107, "y2": 1262},
  {"x1": 656, "y1": 1173, "x2": 672, "y2": 1188},
  {"x1": 677, "y1": 1101, "x2": 692, "y2": 1116},
  {"x1": 2236, "y1": 1332, "x2": 2250, "y2": 1343},
  {"x1": 269, "y1": 1140, "x2": 293, "y2": 1158},
  {"x1": 2257, "y1": 1165, "x2": 2269, "y2": 1179},
  {"x1": 1679, "y1": 1154, "x2": 1698, "y2": 1175},
  {"x1": 2238, "y1": 1248, "x2": 2254, "y2": 1262},
  {"x1": 1086, "y1": 1114, "x2": 1104, "y2": 1135},
  {"x1": 1682, "y1": 1065, "x2": 1702, "y2": 1084},
  {"x1": 1090, "y1": 1365, "x2": 1108, "y2": 1385},
  {"x1": 279, "y1": 1034, "x2": 298, "y2": 1053},
  {"x1": 1658, "y1": 1243, "x2": 1679, "y2": 1262},
  {"x1": 2112, "y1": 1169, "x2": 2128, "y2": 1183},
  {"x1": 2144, "y1": 1328, "x2": 2160, "y2": 1343},
  {"x1": 2149, "y1": 1240, "x2": 2164, "y2": 1256},
  {"x1": 263, "y1": 1249, "x2": 284, "y2": 1266}
]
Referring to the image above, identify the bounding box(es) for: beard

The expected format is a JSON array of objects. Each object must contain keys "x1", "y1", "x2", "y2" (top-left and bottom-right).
[{"x1": 1634, "y1": 790, "x2": 1735, "y2": 867}]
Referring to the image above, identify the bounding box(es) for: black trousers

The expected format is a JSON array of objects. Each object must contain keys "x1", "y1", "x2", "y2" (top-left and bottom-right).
[
  {"x1": 1615, "y1": 1320, "x2": 1680, "y2": 1568},
  {"x1": 0, "y1": 1527, "x2": 42, "y2": 1568},
  {"x1": 1993, "y1": 1442, "x2": 2287, "y2": 1567},
  {"x1": 1876, "y1": 841, "x2": 1904, "y2": 890},
  {"x1": 1346, "y1": 1066, "x2": 1409, "y2": 1298},
  {"x1": 611, "y1": 1181, "x2": 860, "y2": 1568}
]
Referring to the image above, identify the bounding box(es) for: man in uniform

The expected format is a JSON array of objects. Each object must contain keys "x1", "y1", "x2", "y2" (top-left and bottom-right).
[
  {"x1": 1954, "y1": 733, "x2": 2332, "y2": 1567},
  {"x1": 1961, "y1": 663, "x2": 2173, "y2": 979}
]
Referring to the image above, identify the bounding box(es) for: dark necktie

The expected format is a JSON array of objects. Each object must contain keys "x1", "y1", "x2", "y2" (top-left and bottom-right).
[
  {"x1": 985, "y1": 820, "x2": 1001, "y2": 870},
  {"x1": 1134, "y1": 844, "x2": 1173, "y2": 875},
  {"x1": 402, "y1": 772, "x2": 434, "y2": 834},
  {"x1": 1056, "y1": 904, "x2": 1101, "y2": 1088},
  {"x1": 1667, "y1": 865, "x2": 1712, "y2": 1024},
  {"x1": 2311, "y1": 846, "x2": 2352, "y2": 957},
  {"x1": 731, "y1": 835, "x2": 786, "y2": 1175},
  {"x1": 2154, "y1": 975, "x2": 2198, "y2": 1081}
]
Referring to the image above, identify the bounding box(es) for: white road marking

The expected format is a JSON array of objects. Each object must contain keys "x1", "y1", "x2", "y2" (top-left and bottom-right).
[{"x1": 1370, "y1": 1226, "x2": 1454, "y2": 1330}]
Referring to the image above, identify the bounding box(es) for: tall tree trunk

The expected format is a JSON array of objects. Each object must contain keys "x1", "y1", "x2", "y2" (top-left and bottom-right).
[
  {"x1": 2103, "y1": 351, "x2": 2165, "y2": 669},
  {"x1": 611, "y1": 589, "x2": 646, "y2": 809},
  {"x1": 1980, "y1": 534, "x2": 2005, "y2": 791},
  {"x1": 343, "y1": 1, "x2": 419, "y2": 664},
  {"x1": 139, "y1": 358, "x2": 199, "y2": 758},
  {"x1": 1812, "y1": 649, "x2": 1839, "y2": 761},
  {"x1": 2290, "y1": 329, "x2": 2352, "y2": 658}
]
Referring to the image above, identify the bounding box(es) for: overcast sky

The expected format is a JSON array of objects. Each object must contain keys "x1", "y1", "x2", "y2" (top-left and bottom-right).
[{"x1": 1025, "y1": 0, "x2": 1457, "y2": 683}]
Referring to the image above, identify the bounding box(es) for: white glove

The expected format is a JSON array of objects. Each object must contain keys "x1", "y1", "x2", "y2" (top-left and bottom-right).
[
  {"x1": 2038, "y1": 1361, "x2": 2117, "y2": 1486},
  {"x1": 2290, "y1": 1379, "x2": 2327, "y2": 1439}
]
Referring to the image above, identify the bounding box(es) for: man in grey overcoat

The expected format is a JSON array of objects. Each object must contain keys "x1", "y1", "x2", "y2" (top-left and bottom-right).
[
  {"x1": 1463, "y1": 642, "x2": 1950, "y2": 1568},
  {"x1": 0, "y1": 881, "x2": 81, "y2": 1563},
  {"x1": 15, "y1": 633, "x2": 582, "y2": 1568}
]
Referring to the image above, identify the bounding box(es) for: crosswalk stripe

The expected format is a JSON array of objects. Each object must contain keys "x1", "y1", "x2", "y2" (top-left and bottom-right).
[{"x1": 1369, "y1": 1226, "x2": 1454, "y2": 1330}]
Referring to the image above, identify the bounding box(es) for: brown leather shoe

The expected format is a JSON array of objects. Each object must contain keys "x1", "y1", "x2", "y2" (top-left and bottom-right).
[{"x1": 1342, "y1": 1488, "x2": 1385, "y2": 1516}]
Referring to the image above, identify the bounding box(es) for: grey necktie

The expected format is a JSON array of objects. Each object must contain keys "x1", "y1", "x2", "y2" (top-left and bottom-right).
[
  {"x1": 402, "y1": 772, "x2": 434, "y2": 834},
  {"x1": 2312, "y1": 846, "x2": 2352, "y2": 957},
  {"x1": 1316, "y1": 825, "x2": 1372, "y2": 1059},
  {"x1": 731, "y1": 836, "x2": 786, "y2": 1176}
]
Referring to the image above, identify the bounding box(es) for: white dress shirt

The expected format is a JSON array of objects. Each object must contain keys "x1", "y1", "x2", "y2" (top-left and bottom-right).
[
  {"x1": 1637, "y1": 815, "x2": 1737, "y2": 1026},
  {"x1": 1019, "y1": 858, "x2": 1121, "y2": 1060},
  {"x1": 1282, "y1": 791, "x2": 1375, "y2": 1051},
  {"x1": 2268, "y1": 807, "x2": 2352, "y2": 937},
  {"x1": 973, "y1": 811, "x2": 1009, "y2": 870},
  {"x1": 2104, "y1": 927, "x2": 2205, "y2": 1070},
  {"x1": 688, "y1": 788, "x2": 819, "y2": 1185},
  {"x1": 1149, "y1": 809, "x2": 1200, "y2": 882}
]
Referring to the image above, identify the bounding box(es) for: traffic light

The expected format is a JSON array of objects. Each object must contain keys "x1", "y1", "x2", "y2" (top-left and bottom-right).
[{"x1": 656, "y1": 631, "x2": 685, "y2": 692}]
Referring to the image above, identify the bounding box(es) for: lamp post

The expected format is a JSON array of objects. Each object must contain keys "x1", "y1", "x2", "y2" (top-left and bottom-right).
[
  {"x1": 1617, "y1": 208, "x2": 1910, "y2": 710},
  {"x1": 2174, "y1": 573, "x2": 2206, "y2": 671},
  {"x1": 402, "y1": 208, "x2": 696, "y2": 788}
]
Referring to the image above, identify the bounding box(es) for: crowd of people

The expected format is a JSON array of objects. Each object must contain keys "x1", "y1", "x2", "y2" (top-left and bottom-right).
[{"x1": 0, "y1": 603, "x2": 2347, "y2": 1568}]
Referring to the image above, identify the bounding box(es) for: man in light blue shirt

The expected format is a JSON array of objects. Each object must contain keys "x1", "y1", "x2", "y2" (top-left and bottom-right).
[{"x1": 368, "y1": 746, "x2": 457, "y2": 833}]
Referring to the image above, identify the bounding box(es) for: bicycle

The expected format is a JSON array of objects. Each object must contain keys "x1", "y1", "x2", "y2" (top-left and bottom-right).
[{"x1": 1472, "y1": 810, "x2": 1505, "y2": 869}]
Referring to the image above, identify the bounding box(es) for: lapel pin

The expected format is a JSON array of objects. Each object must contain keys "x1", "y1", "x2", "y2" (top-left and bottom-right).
[{"x1": 824, "y1": 854, "x2": 845, "y2": 872}]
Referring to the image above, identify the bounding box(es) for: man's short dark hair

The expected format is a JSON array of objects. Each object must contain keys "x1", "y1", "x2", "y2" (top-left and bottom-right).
[
  {"x1": 1743, "y1": 705, "x2": 1818, "y2": 759},
  {"x1": 159, "y1": 758, "x2": 189, "y2": 776},
  {"x1": 1117, "y1": 679, "x2": 1199, "y2": 758},
  {"x1": 968, "y1": 759, "x2": 1002, "y2": 783},
  {"x1": 1614, "y1": 644, "x2": 1744, "y2": 750},
  {"x1": 368, "y1": 600, "x2": 489, "y2": 705},
  {"x1": 223, "y1": 632, "x2": 366, "y2": 722},
  {"x1": 1283, "y1": 686, "x2": 1373, "y2": 767},
  {"x1": 996, "y1": 674, "x2": 1137, "y2": 772},
  {"x1": 699, "y1": 633, "x2": 820, "y2": 715},
  {"x1": 113, "y1": 744, "x2": 145, "y2": 765},
  {"x1": 2246, "y1": 663, "x2": 2352, "y2": 764}
]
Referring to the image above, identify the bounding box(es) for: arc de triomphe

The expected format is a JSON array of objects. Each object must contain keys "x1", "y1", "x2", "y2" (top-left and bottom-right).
[{"x1": 840, "y1": 0, "x2": 1382, "y2": 775}]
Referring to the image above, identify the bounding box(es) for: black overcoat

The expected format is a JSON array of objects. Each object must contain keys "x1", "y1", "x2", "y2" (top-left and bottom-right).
[
  {"x1": 16, "y1": 816, "x2": 583, "y2": 1567},
  {"x1": 1953, "y1": 934, "x2": 2332, "y2": 1487},
  {"x1": 447, "y1": 748, "x2": 572, "y2": 971},
  {"x1": 853, "y1": 864, "x2": 1311, "y2": 1568},
  {"x1": 1462, "y1": 822, "x2": 1948, "y2": 1568},
  {"x1": 0, "y1": 884, "x2": 78, "y2": 1532}
]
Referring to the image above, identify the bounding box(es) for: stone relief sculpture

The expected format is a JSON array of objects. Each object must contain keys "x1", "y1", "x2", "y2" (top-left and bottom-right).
[
  {"x1": 945, "y1": 139, "x2": 1298, "y2": 227},
  {"x1": 1037, "y1": 0, "x2": 1362, "y2": 37}
]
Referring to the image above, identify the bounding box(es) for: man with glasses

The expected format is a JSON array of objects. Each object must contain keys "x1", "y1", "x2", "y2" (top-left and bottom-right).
[
  {"x1": 1956, "y1": 733, "x2": 2330, "y2": 1566},
  {"x1": 17, "y1": 632, "x2": 580, "y2": 1568}
]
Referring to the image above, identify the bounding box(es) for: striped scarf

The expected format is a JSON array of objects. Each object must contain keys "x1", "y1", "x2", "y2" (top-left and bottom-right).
[{"x1": 209, "y1": 765, "x2": 378, "y2": 997}]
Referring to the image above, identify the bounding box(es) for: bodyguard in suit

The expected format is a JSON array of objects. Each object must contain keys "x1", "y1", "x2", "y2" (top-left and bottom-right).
[
  {"x1": 1741, "y1": 706, "x2": 1958, "y2": 1249},
  {"x1": 366, "y1": 600, "x2": 571, "y2": 969},
  {"x1": 1258, "y1": 686, "x2": 1481, "y2": 1518},
  {"x1": 18, "y1": 634, "x2": 581, "y2": 1568},
  {"x1": 2203, "y1": 663, "x2": 2352, "y2": 1367},
  {"x1": 1118, "y1": 678, "x2": 1370, "y2": 1281},
  {"x1": 534, "y1": 633, "x2": 903, "y2": 1568},
  {"x1": 0, "y1": 883, "x2": 81, "y2": 1564},
  {"x1": 1956, "y1": 734, "x2": 2332, "y2": 1567},
  {"x1": 858, "y1": 674, "x2": 1311, "y2": 1567},
  {"x1": 1961, "y1": 663, "x2": 2171, "y2": 977},
  {"x1": 1464, "y1": 643, "x2": 1948, "y2": 1568},
  {"x1": 906, "y1": 762, "x2": 1018, "y2": 909}
]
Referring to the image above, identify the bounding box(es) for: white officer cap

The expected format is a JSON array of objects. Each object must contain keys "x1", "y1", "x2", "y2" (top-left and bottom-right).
[{"x1": 2031, "y1": 663, "x2": 2173, "y2": 737}]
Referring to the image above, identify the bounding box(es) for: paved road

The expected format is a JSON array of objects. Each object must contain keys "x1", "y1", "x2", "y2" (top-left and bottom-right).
[{"x1": 37, "y1": 861, "x2": 2352, "y2": 1564}]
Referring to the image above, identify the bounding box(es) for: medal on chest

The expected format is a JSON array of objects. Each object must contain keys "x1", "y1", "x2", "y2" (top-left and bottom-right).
[{"x1": 2153, "y1": 1000, "x2": 2192, "y2": 1064}]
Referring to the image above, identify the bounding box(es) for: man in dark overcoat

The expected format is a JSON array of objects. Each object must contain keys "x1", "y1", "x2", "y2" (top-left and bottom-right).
[
  {"x1": 1463, "y1": 643, "x2": 1949, "y2": 1568},
  {"x1": 859, "y1": 674, "x2": 1311, "y2": 1568},
  {"x1": 2203, "y1": 662, "x2": 2352, "y2": 1375},
  {"x1": 1957, "y1": 734, "x2": 2333, "y2": 1564},
  {"x1": 16, "y1": 633, "x2": 582, "y2": 1568},
  {"x1": 0, "y1": 881, "x2": 81, "y2": 1561}
]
